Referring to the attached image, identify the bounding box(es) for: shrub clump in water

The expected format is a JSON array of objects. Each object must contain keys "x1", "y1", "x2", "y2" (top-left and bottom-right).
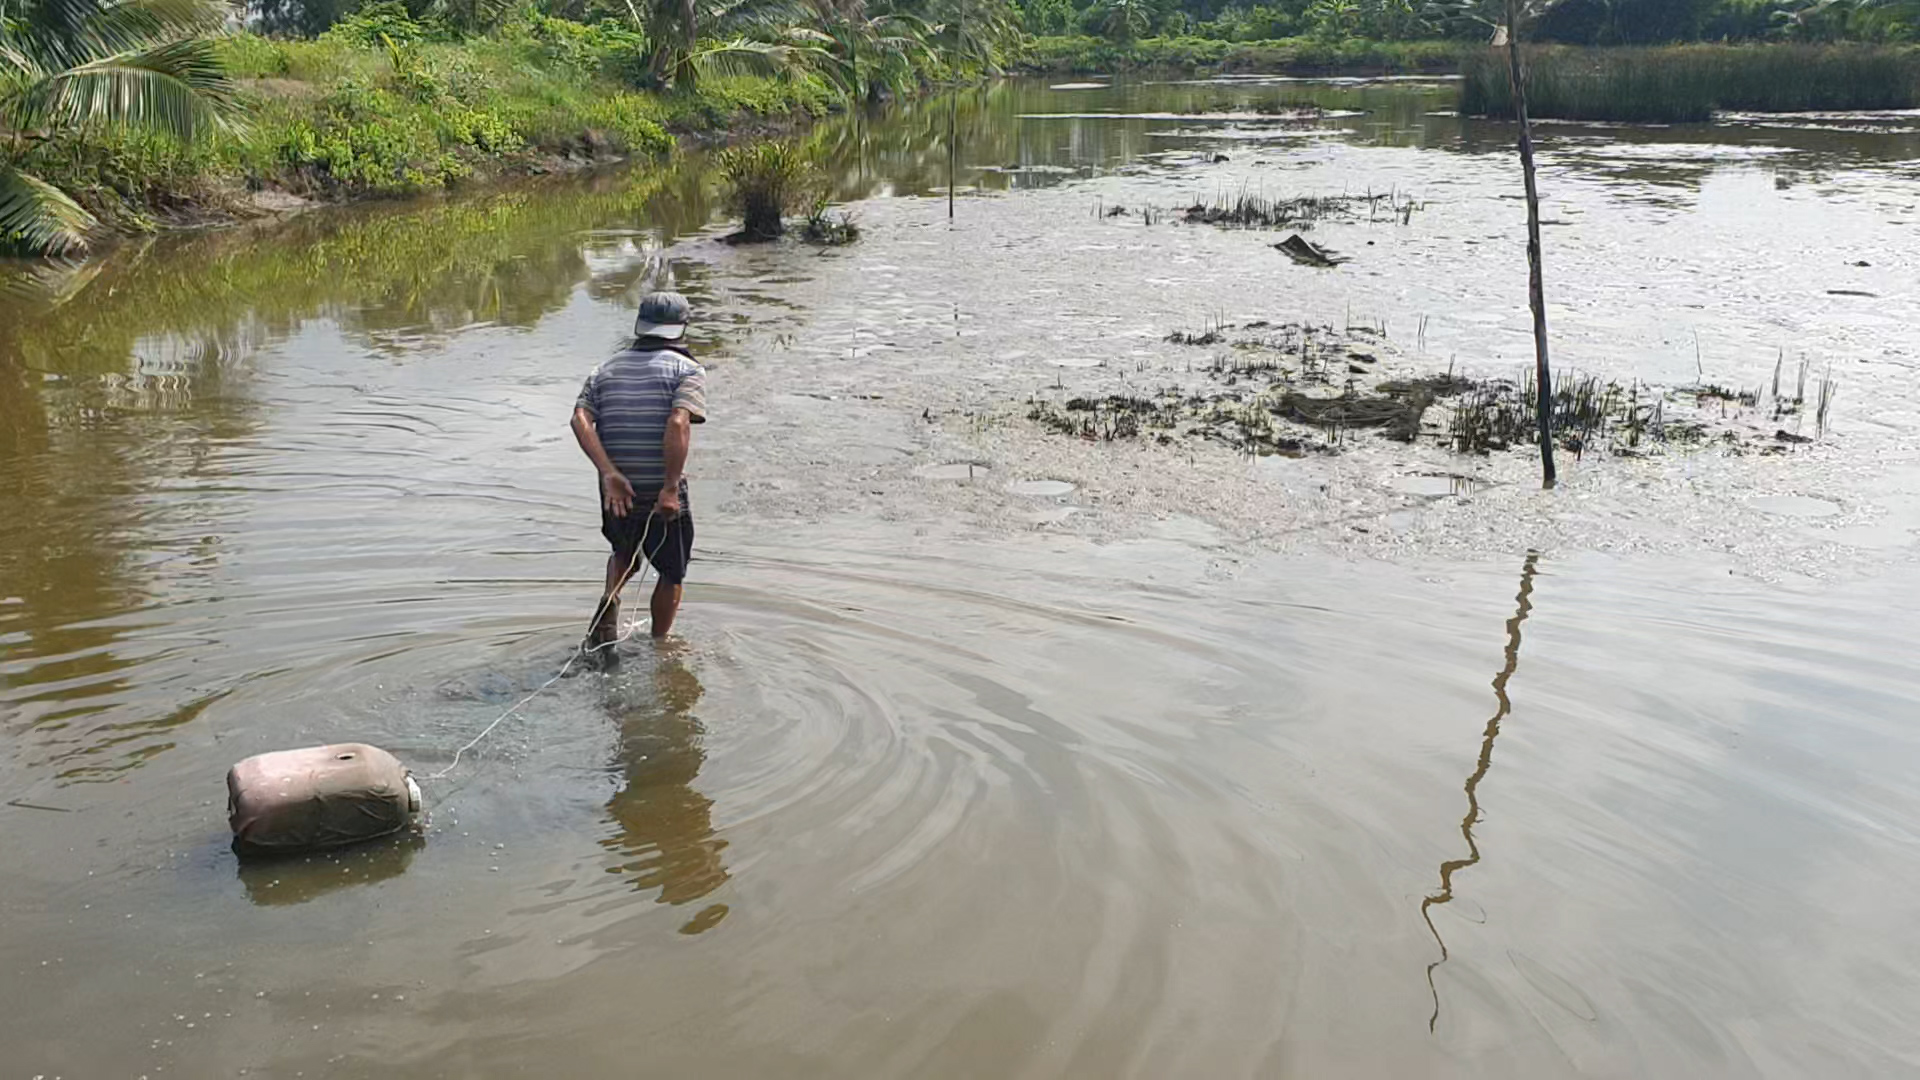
[
  {"x1": 715, "y1": 140, "x2": 818, "y2": 242},
  {"x1": 801, "y1": 200, "x2": 860, "y2": 246}
]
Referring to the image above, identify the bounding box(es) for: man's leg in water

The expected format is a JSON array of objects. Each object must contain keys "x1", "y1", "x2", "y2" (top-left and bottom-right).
[
  {"x1": 600, "y1": 509, "x2": 687, "y2": 641},
  {"x1": 651, "y1": 580, "x2": 683, "y2": 639},
  {"x1": 647, "y1": 499, "x2": 692, "y2": 640},
  {"x1": 604, "y1": 552, "x2": 636, "y2": 601},
  {"x1": 595, "y1": 551, "x2": 637, "y2": 642}
]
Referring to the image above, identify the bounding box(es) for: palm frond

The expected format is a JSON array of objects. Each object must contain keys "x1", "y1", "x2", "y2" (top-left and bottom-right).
[
  {"x1": 0, "y1": 40, "x2": 41, "y2": 81},
  {"x1": 869, "y1": 11, "x2": 941, "y2": 36},
  {"x1": 686, "y1": 38, "x2": 830, "y2": 81},
  {"x1": 14, "y1": 36, "x2": 238, "y2": 140},
  {"x1": 708, "y1": 0, "x2": 815, "y2": 35},
  {"x1": 782, "y1": 26, "x2": 839, "y2": 45},
  {"x1": 0, "y1": 167, "x2": 99, "y2": 256},
  {"x1": 18, "y1": 0, "x2": 226, "y2": 71}
]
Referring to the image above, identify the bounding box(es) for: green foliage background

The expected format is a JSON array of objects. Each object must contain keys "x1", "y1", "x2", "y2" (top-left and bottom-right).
[
  {"x1": 12, "y1": 4, "x2": 850, "y2": 240},
  {"x1": 6, "y1": 0, "x2": 1919, "y2": 251}
]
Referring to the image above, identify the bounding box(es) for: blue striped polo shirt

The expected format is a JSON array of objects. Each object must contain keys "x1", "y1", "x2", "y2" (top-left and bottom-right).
[{"x1": 575, "y1": 344, "x2": 708, "y2": 487}]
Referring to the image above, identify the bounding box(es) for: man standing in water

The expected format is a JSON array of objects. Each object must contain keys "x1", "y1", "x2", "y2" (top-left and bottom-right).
[{"x1": 571, "y1": 292, "x2": 708, "y2": 647}]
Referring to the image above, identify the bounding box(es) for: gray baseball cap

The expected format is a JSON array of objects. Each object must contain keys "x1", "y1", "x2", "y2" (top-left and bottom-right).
[{"x1": 634, "y1": 291, "x2": 690, "y2": 340}]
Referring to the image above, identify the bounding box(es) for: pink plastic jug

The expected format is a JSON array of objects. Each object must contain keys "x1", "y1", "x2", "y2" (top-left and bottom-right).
[{"x1": 227, "y1": 744, "x2": 421, "y2": 852}]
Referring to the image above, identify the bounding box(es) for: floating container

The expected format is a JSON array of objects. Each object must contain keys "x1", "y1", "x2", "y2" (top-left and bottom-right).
[{"x1": 227, "y1": 744, "x2": 421, "y2": 853}]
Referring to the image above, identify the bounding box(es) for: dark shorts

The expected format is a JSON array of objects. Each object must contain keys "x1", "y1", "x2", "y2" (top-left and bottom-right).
[{"x1": 601, "y1": 481, "x2": 694, "y2": 586}]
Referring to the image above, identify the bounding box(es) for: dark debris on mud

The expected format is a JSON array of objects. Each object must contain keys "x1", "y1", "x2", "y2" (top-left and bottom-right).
[
  {"x1": 1026, "y1": 319, "x2": 1840, "y2": 463},
  {"x1": 1181, "y1": 190, "x2": 1421, "y2": 231},
  {"x1": 1275, "y1": 234, "x2": 1344, "y2": 267},
  {"x1": 1097, "y1": 188, "x2": 1423, "y2": 241}
]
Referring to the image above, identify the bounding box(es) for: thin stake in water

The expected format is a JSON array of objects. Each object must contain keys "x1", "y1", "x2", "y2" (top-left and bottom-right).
[
  {"x1": 1504, "y1": 0, "x2": 1557, "y2": 488},
  {"x1": 948, "y1": 82, "x2": 957, "y2": 220}
]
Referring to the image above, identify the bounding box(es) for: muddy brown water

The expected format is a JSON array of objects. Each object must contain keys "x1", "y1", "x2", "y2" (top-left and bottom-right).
[{"x1": 5, "y1": 77, "x2": 1920, "y2": 1077}]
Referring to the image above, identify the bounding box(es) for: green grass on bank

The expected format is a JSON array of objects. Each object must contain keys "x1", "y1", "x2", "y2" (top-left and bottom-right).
[
  {"x1": 1461, "y1": 44, "x2": 1920, "y2": 123},
  {"x1": 22, "y1": 12, "x2": 834, "y2": 234},
  {"x1": 1015, "y1": 35, "x2": 1469, "y2": 75}
]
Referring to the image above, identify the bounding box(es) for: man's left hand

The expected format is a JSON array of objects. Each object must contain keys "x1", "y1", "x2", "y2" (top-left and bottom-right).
[
  {"x1": 653, "y1": 485, "x2": 682, "y2": 520},
  {"x1": 602, "y1": 470, "x2": 636, "y2": 517}
]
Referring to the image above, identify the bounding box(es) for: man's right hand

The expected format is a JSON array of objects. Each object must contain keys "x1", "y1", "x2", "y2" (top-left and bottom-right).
[
  {"x1": 601, "y1": 470, "x2": 636, "y2": 517},
  {"x1": 653, "y1": 483, "x2": 682, "y2": 521}
]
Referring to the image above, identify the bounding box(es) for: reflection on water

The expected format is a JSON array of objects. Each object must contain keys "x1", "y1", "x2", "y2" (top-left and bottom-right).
[
  {"x1": 1, "y1": 322, "x2": 258, "y2": 787},
  {"x1": 602, "y1": 648, "x2": 730, "y2": 931},
  {"x1": 1421, "y1": 551, "x2": 1540, "y2": 1031},
  {"x1": 236, "y1": 831, "x2": 426, "y2": 906}
]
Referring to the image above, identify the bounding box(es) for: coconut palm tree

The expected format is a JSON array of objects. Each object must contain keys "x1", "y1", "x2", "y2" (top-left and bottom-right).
[
  {"x1": 1, "y1": 0, "x2": 237, "y2": 256},
  {"x1": 691, "y1": 0, "x2": 942, "y2": 101},
  {"x1": 1097, "y1": 0, "x2": 1151, "y2": 42},
  {"x1": 632, "y1": 0, "x2": 848, "y2": 94},
  {"x1": 777, "y1": 0, "x2": 941, "y2": 102},
  {"x1": 926, "y1": 0, "x2": 1017, "y2": 73},
  {"x1": 1306, "y1": 0, "x2": 1361, "y2": 38},
  {"x1": 662, "y1": 0, "x2": 1008, "y2": 102},
  {"x1": 1774, "y1": 0, "x2": 1920, "y2": 40},
  {"x1": 628, "y1": 0, "x2": 699, "y2": 85}
]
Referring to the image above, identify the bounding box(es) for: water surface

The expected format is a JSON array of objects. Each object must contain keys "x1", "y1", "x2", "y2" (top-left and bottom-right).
[{"x1": 4, "y1": 76, "x2": 1920, "y2": 1077}]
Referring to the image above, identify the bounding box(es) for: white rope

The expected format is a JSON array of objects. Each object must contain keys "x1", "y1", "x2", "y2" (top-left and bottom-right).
[{"x1": 420, "y1": 513, "x2": 660, "y2": 782}]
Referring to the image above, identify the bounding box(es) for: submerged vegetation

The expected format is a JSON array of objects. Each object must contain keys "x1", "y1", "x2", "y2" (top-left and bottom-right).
[
  {"x1": 1447, "y1": 363, "x2": 1841, "y2": 455},
  {"x1": 1177, "y1": 189, "x2": 1422, "y2": 229},
  {"x1": 1026, "y1": 318, "x2": 1838, "y2": 461},
  {"x1": 1098, "y1": 188, "x2": 1418, "y2": 268},
  {"x1": 1461, "y1": 43, "x2": 1920, "y2": 122}
]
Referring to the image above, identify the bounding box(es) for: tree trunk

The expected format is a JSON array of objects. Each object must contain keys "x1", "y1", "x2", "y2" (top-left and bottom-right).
[
  {"x1": 678, "y1": 0, "x2": 698, "y2": 90},
  {"x1": 1504, "y1": 1, "x2": 1557, "y2": 489},
  {"x1": 742, "y1": 197, "x2": 784, "y2": 241}
]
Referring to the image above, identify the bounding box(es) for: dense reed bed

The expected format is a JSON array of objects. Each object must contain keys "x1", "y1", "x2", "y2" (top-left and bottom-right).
[{"x1": 1461, "y1": 45, "x2": 1920, "y2": 123}]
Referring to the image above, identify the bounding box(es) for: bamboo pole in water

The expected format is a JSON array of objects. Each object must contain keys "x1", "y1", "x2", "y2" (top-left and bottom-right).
[
  {"x1": 1503, "y1": 0, "x2": 1556, "y2": 488},
  {"x1": 949, "y1": 14, "x2": 961, "y2": 220}
]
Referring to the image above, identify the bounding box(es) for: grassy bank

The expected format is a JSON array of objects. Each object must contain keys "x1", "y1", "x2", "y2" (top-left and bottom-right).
[
  {"x1": 1461, "y1": 44, "x2": 1920, "y2": 123},
  {"x1": 19, "y1": 11, "x2": 835, "y2": 239},
  {"x1": 1016, "y1": 35, "x2": 1467, "y2": 76}
]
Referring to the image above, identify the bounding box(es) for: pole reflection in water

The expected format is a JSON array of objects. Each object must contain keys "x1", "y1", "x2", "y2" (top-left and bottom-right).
[
  {"x1": 602, "y1": 647, "x2": 730, "y2": 935},
  {"x1": 1421, "y1": 551, "x2": 1541, "y2": 1031}
]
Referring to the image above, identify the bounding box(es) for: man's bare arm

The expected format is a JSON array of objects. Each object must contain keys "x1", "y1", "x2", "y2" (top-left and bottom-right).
[
  {"x1": 654, "y1": 408, "x2": 692, "y2": 518},
  {"x1": 572, "y1": 407, "x2": 635, "y2": 516}
]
